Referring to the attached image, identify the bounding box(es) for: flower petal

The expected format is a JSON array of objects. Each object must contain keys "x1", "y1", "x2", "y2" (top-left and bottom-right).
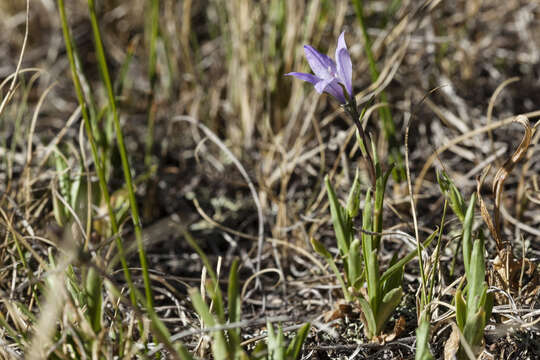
[
  {"x1": 336, "y1": 48, "x2": 352, "y2": 97},
  {"x1": 304, "y1": 45, "x2": 336, "y2": 79},
  {"x1": 336, "y1": 31, "x2": 348, "y2": 58},
  {"x1": 285, "y1": 72, "x2": 320, "y2": 85},
  {"x1": 336, "y1": 32, "x2": 352, "y2": 97},
  {"x1": 314, "y1": 77, "x2": 346, "y2": 104}
]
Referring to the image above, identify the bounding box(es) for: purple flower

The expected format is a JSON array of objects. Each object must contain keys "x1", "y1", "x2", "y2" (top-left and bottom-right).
[{"x1": 286, "y1": 31, "x2": 353, "y2": 104}]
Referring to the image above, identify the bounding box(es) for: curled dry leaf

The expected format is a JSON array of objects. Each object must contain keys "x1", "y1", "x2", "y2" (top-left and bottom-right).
[
  {"x1": 492, "y1": 115, "x2": 532, "y2": 245},
  {"x1": 323, "y1": 299, "x2": 354, "y2": 323},
  {"x1": 477, "y1": 115, "x2": 539, "y2": 303}
]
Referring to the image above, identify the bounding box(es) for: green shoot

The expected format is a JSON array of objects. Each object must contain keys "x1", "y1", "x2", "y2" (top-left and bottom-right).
[
  {"x1": 315, "y1": 138, "x2": 437, "y2": 339},
  {"x1": 455, "y1": 195, "x2": 493, "y2": 358}
]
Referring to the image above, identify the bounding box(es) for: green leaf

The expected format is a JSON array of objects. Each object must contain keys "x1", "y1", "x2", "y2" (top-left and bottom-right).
[
  {"x1": 463, "y1": 308, "x2": 485, "y2": 348},
  {"x1": 437, "y1": 171, "x2": 465, "y2": 222},
  {"x1": 361, "y1": 188, "x2": 373, "y2": 256},
  {"x1": 383, "y1": 253, "x2": 403, "y2": 295},
  {"x1": 267, "y1": 321, "x2": 285, "y2": 360},
  {"x1": 455, "y1": 289, "x2": 467, "y2": 331},
  {"x1": 380, "y1": 229, "x2": 437, "y2": 283},
  {"x1": 373, "y1": 163, "x2": 393, "y2": 249},
  {"x1": 176, "y1": 343, "x2": 195, "y2": 360},
  {"x1": 189, "y1": 288, "x2": 229, "y2": 360},
  {"x1": 366, "y1": 249, "x2": 381, "y2": 313},
  {"x1": 347, "y1": 238, "x2": 362, "y2": 289},
  {"x1": 227, "y1": 259, "x2": 241, "y2": 353},
  {"x1": 358, "y1": 297, "x2": 377, "y2": 338},
  {"x1": 375, "y1": 287, "x2": 402, "y2": 334},
  {"x1": 310, "y1": 237, "x2": 331, "y2": 259},
  {"x1": 467, "y1": 235, "x2": 485, "y2": 314},
  {"x1": 325, "y1": 175, "x2": 352, "y2": 255},
  {"x1": 415, "y1": 313, "x2": 434, "y2": 360},
  {"x1": 184, "y1": 231, "x2": 226, "y2": 322},
  {"x1": 310, "y1": 238, "x2": 351, "y2": 301},
  {"x1": 85, "y1": 266, "x2": 102, "y2": 333},
  {"x1": 286, "y1": 322, "x2": 310, "y2": 360},
  {"x1": 462, "y1": 194, "x2": 477, "y2": 278},
  {"x1": 346, "y1": 168, "x2": 362, "y2": 218}
]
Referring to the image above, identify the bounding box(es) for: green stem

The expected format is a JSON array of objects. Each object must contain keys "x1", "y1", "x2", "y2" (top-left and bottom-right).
[
  {"x1": 428, "y1": 198, "x2": 447, "y2": 305},
  {"x1": 145, "y1": 0, "x2": 160, "y2": 168},
  {"x1": 352, "y1": 0, "x2": 404, "y2": 181},
  {"x1": 57, "y1": 0, "x2": 137, "y2": 308},
  {"x1": 345, "y1": 100, "x2": 375, "y2": 188},
  {"x1": 87, "y1": 0, "x2": 154, "y2": 311}
]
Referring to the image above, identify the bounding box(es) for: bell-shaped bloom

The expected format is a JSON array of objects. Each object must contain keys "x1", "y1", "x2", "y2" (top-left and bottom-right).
[{"x1": 286, "y1": 31, "x2": 353, "y2": 104}]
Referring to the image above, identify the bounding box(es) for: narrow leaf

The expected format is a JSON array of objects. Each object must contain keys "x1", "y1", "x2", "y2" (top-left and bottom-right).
[
  {"x1": 311, "y1": 238, "x2": 351, "y2": 301},
  {"x1": 287, "y1": 323, "x2": 310, "y2": 360},
  {"x1": 227, "y1": 259, "x2": 241, "y2": 352},
  {"x1": 325, "y1": 175, "x2": 351, "y2": 255},
  {"x1": 375, "y1": 287, "x2": 402, "y2": 334},
  {"x1": 462, "y1": 194, "x2": 477, "y2": 278},
  {"x1": 347, "y1": 238, "x2": 362, "y2": 289},
  {"x1": 415, "y1": 313, "x2": 434, "y2": 360},
  {"x1": 467, "y1": 236, "x2": 485, "y2": 313},
  {"x1": 189, "y1": 288, "x2": 228, "y2": 360},
  {"x1": 346, "y1": 168, "x2": 362, "y2": 218},
  {"x1": 358, "y1": 297, "x2": 377, "y2": 338},
  {"x1": 455, "y1": 289, "x2": 467, "y2": 332},
  {"x1": 380, "y1": 230, "x2": 437, "y2": 283}
]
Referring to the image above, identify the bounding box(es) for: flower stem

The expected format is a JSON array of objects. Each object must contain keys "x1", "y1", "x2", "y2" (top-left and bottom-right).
[
  {"x1": 352, "y1": 0, "x2": 405, "y2": 181},
  {"x1": 345, "y1": 100, "x2": 376, "y2": 188}
]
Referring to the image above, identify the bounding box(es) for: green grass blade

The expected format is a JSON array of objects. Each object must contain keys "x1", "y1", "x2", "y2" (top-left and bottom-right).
[
  {"x1": 286, "y1": 322, "x2": 310, "y2": 360},
  {"x1": 87, "y1": 0, "x2": 154, "y2": 312},
  {"x1": 189, "y1": 288, "x2": 228, "y2": 360},
  {"x1": 56, "y1": 0, "x2": 137, "y2": 308},
  {"x1": 462, "y1": 194, "x2": 477, "y2": 278},
  {"x1": 227, "y1": 259, "x2": 241, "y2": 352},
  {"x1": 183, "y1": 230, "x2": 225, "y2": 321}
]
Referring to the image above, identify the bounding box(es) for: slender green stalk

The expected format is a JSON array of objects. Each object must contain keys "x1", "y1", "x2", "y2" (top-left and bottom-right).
[
  {"x1": 86, "y1": 0, "x2": 154, "y2": 310},
  {"x1": 352, "y1": 0, "x2": 404, "y2": 181},
  {"x1": 428, "y1": 198, "x2": 447, "y2": 304},
  {"x1": 56, "y1": 0, "x2": 137, "y2": 308},
  {"x1": 145, "y1": 0, "x2": 160, "y2": 167},
  {"x1": 345, "y1": 100, "x2": 376, "y2": 187}
]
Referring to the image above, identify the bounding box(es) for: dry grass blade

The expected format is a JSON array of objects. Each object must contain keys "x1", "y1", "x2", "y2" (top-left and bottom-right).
[
  {"x1": 486, "y1": 77, "x2": 520, "y2": 153},
  {"x1": 414, "y1": 110, "x2": 540, "y2": 195},
  {"x1": 492, "y1": 115, "x2": 532, "y2": 246}
]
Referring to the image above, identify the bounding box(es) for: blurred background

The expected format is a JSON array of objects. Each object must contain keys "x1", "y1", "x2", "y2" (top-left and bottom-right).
[{"x1": 0, "y1": 1, "x2": 539, "y2": 356}]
